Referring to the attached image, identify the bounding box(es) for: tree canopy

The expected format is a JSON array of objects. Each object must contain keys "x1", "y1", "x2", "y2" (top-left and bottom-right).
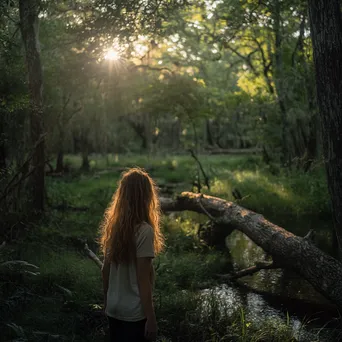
[{"x1": 0, "y1": 0, "x2": 334, "y2": 213}]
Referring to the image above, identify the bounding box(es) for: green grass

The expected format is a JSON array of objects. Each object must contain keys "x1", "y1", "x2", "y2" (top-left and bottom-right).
[
  {"x1": 61, "y1": 153, "x2": 330, "y2": 219},
  {"x1": 0, "y1": 154, "x2": 336, "y2": 341},
  {"x1": 208, "y1": 167, "x2": 329, "y2": 218}
]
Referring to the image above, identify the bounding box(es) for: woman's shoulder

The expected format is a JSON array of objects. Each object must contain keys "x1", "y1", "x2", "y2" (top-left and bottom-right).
[
  {"x1": 135, "y1": 222, "x2": 153, "y2": 240},
  {"x1": 137, "y1": 222, "x2": 153, "y2": 234},
  {"x1": 135, "y1": 222, "x2": 154, "y2": 250}
]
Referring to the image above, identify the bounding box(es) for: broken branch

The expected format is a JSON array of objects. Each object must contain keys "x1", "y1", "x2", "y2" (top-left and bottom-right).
[
  {"x1": 84, "y1": 242, "x2": 103, "y2": 269},
  {"x1": 189, "y1": 149, "x2": 210, "y2": 190},
  {"x1": 217, "y1": 261, "x2": 280, "y2": 281}
]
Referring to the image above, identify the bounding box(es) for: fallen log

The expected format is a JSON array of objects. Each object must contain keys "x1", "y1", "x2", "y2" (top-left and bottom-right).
[
  {"x1": 205, "y1": 148, "x2": 262, "y2": 155},
  {"x1": 160, "y1": 192, "x2": 342, "y2": 309}
]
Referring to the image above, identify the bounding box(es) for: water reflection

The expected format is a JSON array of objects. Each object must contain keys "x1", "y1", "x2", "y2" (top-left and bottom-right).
[
  {"x1": 227, "y1": 230, "x2": 331, "y2": 304},
  {"x1": 202, "y1": 284, "x2": 334, "y2": 342},
  {"x1": 200, "y1": 229, "x2": 340, "y2": 340}
]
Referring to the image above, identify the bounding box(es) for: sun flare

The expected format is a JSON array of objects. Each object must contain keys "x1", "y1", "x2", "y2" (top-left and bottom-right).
[{"x1": 105, "y1": 49, "x2": 120, "y2": 61}]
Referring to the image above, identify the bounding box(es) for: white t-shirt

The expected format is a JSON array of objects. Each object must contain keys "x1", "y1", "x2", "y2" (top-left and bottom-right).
[{"x1": 105, "y1": 222, "x2": 155, "y2": 321}]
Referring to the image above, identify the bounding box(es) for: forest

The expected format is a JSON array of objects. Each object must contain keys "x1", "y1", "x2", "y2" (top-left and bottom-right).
[{"x1": 1, "y1": 0, "x2": 342, "y2": 341}]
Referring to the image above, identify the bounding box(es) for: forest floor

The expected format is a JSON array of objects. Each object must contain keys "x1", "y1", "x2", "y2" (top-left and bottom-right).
[{"x1": 0, "y1": 154, "x2": 339, "y2": 341}]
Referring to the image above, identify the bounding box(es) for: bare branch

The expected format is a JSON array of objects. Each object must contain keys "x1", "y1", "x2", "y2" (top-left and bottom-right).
[
  {"x1": 303, "y1": 229, "x2": 315, "y2": 242},
  {"x1": 252, "y1": 37, "x2": 274, "y2": 94},
  {"x1": 217, "y1": 261, "x2": 280, "y2": 280},
  {"x1": 222, "y1": 42, "x2": 259, "y2": 76},
  {"x1": 0, "y1": 164, "x2": 37, "y2": 204},
  {"x1": 0, "y1": 140, "x2": 48, "y2": 204},
  {"x1": 198, "y1": 194, "x2": 216, "y2": 221},
  {"x1": 84, "y1": 242, "x2": 103, "y2": 269},
  {"x1": 189, "y1": 149, "x2": 210, "y2": 190}
]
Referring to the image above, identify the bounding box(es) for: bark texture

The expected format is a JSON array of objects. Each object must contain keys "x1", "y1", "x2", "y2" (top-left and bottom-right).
[
  {"x1": 19, "y1": 0, "x2": 45, "y2": 211},
  {"x1": 308, "y1": 0, "x2": 342, "y2": 256},
  {"x1": 160, "y1": 192, "x2": 342, "y2": 309},
  {"x1": 0, "y1": 122, "x2": 6, "y2": 171},
  {"x1": 272, "y1": 0, "x2": 289, "y2": 166},
  {"x1": 55, "y1": 149, "x2": 64, "y2": 173}
]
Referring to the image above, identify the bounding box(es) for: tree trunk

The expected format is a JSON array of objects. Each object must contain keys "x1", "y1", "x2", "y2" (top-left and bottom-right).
[
  {"x1": 303, "y1": 58, "x2": 318, "y2": 172},
  {"x1": 308, "y1": 0, "x2": 342, "y2": 257},
  {"x1": 190, "y1": 118, "x2": 199, "y2": 153},
  {"x1": 19, "y1": 0, "x2": 45, "y2": 212},
  {"x1": 160, "y1": 192, "x2": 342, "y2": 309},
  {"x1": 206, "y1": 119, "x2": 214, "y2": 146},
  {"x1": 295, "y1": 12, "x2": 318, "y2": 172},
  {"x1": 128, "y1": 120, "x2": 148, "y2": 151},
  {"x1": 0, "y1": 120, "x2": 6, "y2": 171},
  {"x1": 55, "y1": 125, "x2": 65, "y2": 173},
  {"x1": 55, "y1": 149, "x2": 64, "y2": 173},
  {"x1": 171, "y1": 118, "x2": 181, "y2": 151},
  {"x1": 0, "y1": 143, "x2": 6, "y2": 171},
  {"x1": 143, "y1": 113, "x2": 152, "y2": 155},
  {"x1": 141, "y1": 135, "x2": 148, "y2": 151},
  {"x1": 273, "y1": 0, "x2": 289, "y2": 166},
  {"x1": 303, "y1": 114, "x2": 318, "y2": 172},
  {"x1": 81, "y1": 148, "x2": 89, "y2": 171}
]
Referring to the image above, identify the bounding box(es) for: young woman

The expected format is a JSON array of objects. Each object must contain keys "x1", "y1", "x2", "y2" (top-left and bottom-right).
[{"x1": 100, "y1": 168, "x2": 164, "y2": 342}]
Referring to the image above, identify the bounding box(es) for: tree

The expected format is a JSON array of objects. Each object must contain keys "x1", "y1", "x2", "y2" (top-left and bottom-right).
[
  {"x1": 0, "y1": 8, "x2": 27, "y2": 175},
  {"x1": 191, "y1": 0, "x2": 318, "y2": 166},
  {"x1": 19, "y1": 0, "x2": 45, "y2": 212},
  {"x1": 308, "y1": 0, "x2": 342, "y2": 257}
]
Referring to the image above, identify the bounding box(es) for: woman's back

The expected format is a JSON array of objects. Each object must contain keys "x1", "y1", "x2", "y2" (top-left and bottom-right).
[{"x1": 106, "y1": 222, "x2": 154, "y2": 321}]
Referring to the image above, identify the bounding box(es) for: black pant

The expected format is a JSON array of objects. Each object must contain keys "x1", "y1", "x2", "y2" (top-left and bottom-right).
[{"x1": 108, "y1": 316, "x2": 147, "y2": 342}]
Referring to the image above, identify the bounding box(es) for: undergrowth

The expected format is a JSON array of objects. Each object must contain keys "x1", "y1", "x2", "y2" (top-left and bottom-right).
[{"x1": 0, "y1": 154, "x2": 337, "y2": 341}]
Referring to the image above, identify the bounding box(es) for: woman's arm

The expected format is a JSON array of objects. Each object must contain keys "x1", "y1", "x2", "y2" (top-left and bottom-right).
[
  {"x1": 137, "y1": 257, "x2": 155, "y2": 319},
  {"x1": 101, "y1": 258, "x2": 110, "y2": 310},
  {"x1": 150, "y1": 262, "x2": 155, "y2": 290},
  {"x1": 137, "y1": 257, "x2": 157, "y2": 340}
]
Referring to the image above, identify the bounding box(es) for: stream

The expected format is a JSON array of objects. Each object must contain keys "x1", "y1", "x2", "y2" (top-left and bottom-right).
[{"x1": 202, "y1": 217, "x2": 340, "y2": 341}]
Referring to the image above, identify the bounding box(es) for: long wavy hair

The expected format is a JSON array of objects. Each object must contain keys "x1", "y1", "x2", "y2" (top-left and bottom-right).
[{"x1": 100, "y1": 168, "x2": 164, "y2": 264}]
